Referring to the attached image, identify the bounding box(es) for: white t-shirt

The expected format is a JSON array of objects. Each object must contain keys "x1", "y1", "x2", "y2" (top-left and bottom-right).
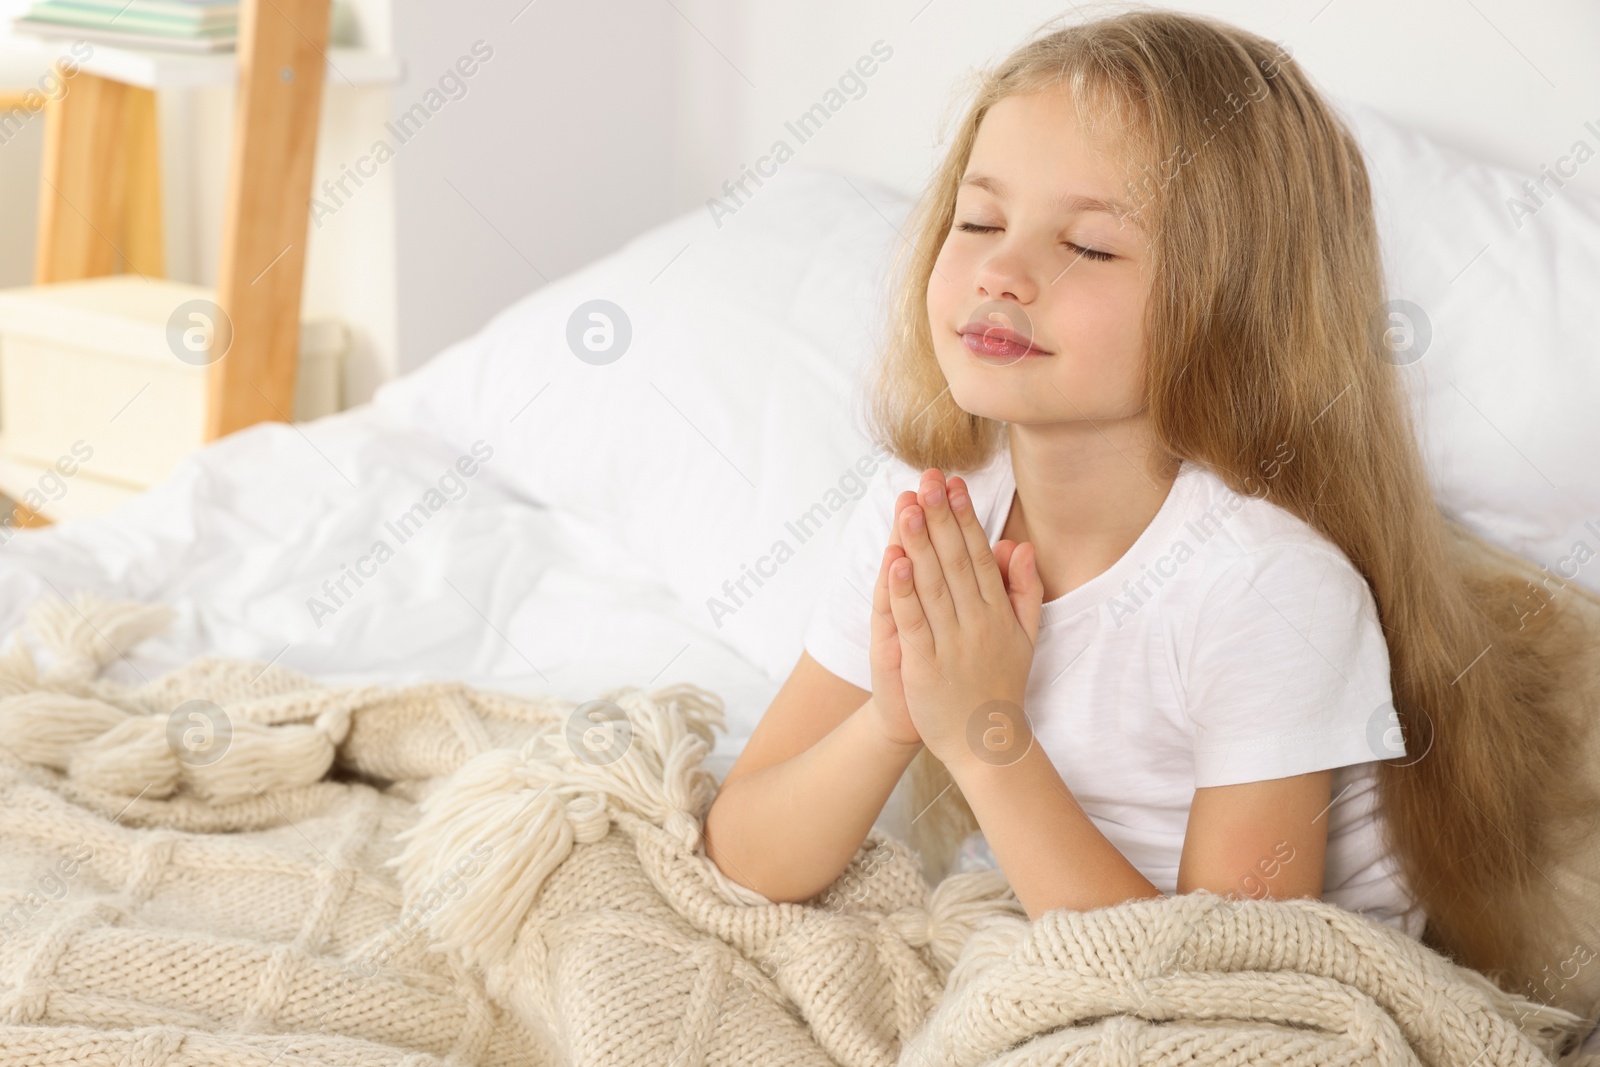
[{"x1": 802, "y1": 436, "x2": 1426, "y2": 938}]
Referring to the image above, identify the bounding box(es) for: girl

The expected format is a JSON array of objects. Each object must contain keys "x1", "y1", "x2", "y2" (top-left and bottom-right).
[{"x1": 703, "y1": 8, "x2": 1594, "y2": 989}]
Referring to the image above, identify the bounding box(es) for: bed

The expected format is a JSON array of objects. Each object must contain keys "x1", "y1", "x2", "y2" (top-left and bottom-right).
[{"x1": 1, "y1": 90, "x2": 1599, "y2": 1063}]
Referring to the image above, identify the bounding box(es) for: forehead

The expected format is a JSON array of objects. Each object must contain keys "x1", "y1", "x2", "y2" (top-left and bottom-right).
[
  {"x1": 957, "y1": 173, "x2": 1132, "y2": 223},
  {"x1": 962, "y1": 90, "x2": 1142, "y2": 225}
]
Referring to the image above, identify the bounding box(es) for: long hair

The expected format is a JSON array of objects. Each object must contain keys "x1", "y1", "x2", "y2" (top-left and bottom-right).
[{"x1": 873, "y1": 5, "x2": 1600, "y2": 998}]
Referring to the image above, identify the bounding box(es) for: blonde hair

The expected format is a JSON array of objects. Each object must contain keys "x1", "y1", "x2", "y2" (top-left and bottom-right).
[{"x1": 877, "y1": 5, "x2": 1600, "y2": 996}]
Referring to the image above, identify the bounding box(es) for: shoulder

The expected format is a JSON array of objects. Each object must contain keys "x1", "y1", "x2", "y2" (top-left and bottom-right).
[
  {"x1": 1167, "y1": 466, "x2": 1397, "y2": 783},
  {"x1": 1163, "y1": 463, "x2": 1389, "y2": 689},
  {"x1": 1179, "y1": 462, "x2": 1376, "y2": 614}
]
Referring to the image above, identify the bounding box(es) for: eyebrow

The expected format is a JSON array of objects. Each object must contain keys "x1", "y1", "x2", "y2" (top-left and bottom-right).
[{"x1": 958, "y1": 173, "x2": 1137, "y2": 223}]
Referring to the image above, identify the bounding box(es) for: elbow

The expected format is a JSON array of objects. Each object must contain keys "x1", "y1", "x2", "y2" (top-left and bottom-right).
[
  {"x1": 702, "y1": 830, "x2": 747, "y2": 893},
  {"x1": 702, "y1": 811, "x2": 817, "y2": 905},
  {"x1": 701, "y1": 791, "x2": 771, "y2": 899},
  {"x1": 703, "y1": 832, "x2": 805, "y2": 903}
]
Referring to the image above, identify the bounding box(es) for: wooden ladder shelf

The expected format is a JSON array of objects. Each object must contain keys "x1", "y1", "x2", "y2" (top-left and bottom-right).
[{"x1": 32, "y1": 0, "x2": 333, "y2": 442}]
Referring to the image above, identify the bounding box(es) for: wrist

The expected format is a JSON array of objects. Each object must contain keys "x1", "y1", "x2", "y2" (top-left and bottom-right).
[
  {"x1": 939, "y1": 698, "x2": 1036, "y2": 777},
  {"x1": 860, "y1": 699, "x2": 924, "y2": 756}
]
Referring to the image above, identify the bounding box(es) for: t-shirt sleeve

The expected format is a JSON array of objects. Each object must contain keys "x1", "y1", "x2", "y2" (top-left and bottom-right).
[
  {"x1": 1181, "y1": 540, "x2": 1397, "y2": 788},
  {"x1": 800, "y1": 460, "x2": 908, "y2": 692}
]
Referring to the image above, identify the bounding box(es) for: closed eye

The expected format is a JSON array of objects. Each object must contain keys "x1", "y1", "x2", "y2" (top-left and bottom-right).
[{"x1": 954, "y1": 222, "x2": 1114, "y2": 262}]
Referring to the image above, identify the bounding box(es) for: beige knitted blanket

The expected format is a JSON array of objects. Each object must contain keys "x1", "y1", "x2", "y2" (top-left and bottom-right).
[{"x1": 0, "y1": 590, "x2": 1591, "y2": 1066}]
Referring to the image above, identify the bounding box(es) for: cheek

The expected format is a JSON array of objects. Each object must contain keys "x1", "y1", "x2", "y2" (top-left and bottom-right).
[
  {"x1": 1078, "y1": 288, "x2": 1144, "y2": 363},
  {"x1": 1047, "y1": 271, "x2": 1139, "y2": 340},
  {"x1": 1045, "y1": 284, "x2": 1149, "y2": 408},
  {"x1": 925, "y1": 241, "x2": 966, "y2": 319}
]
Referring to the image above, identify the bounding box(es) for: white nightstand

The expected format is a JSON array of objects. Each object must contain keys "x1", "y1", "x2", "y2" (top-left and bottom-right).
[{"x1": 0, "y1": 275, "x2": 346, "y2": 520}]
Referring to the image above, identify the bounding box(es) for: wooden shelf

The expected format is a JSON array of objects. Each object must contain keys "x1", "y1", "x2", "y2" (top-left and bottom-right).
[
  {"x1": 0, "y1": 32, "x2": 400, "y2": 90},
  {"x1": 5, "y1": 0, "x2": 349, "y2": 509}
]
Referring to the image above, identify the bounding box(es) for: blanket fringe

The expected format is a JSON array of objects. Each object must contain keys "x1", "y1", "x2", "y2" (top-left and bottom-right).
[
  {"x1": 0, "y1": 685, "x2": 352, "y2": 803},
  {"x1": 25, "y1": 589, "x2": 175, "y2": 684},
  {"x1": 0, "y1": 591, "x2": 348, "y2": 803},
  {"x1": 393, "y1": 684, "x2": 726, "y2": 973}
]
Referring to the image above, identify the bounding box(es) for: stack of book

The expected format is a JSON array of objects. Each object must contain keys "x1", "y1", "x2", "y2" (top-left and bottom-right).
[{"x1": 11, "y1": 0, "x2": 238, "y2": 53}]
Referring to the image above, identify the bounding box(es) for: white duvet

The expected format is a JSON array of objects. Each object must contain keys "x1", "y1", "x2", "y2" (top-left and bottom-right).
[{"x1": 0, "y1": 403, "x2": 778, "y2": 783}]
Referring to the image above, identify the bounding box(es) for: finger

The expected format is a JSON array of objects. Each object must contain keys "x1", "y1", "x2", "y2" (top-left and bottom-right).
[
  {"x1": 897, "y1": 499, "x2": 958, "y2": 640},
  {"x1": 871, "y1": 545, "x2": 902, "y2": 667},
  {"x1": 872, "y1": 545, "x2": 899, "y2": 635},
  {"x1": 1008, "y1": 542, "x2": 1045, "y2": 646},
  {"x1": 887, "y1": 549, "x2": 936, "y2": 657},
  {"x1": 878, "y1": 491, "x2": 919, "y2": 664},
  {"x1": 888, "y1": 490, "x2": 917, "y2": 550},
  {"x1": 944, "y1": 475, "x2": 1008, "y2": 606},
  {"x1": 917, "y1": 470, "x2": 984, "y2": 621}
]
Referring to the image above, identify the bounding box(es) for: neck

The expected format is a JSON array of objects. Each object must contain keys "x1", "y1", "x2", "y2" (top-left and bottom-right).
[{"x1": 1004, "y1": 416, "x2": 1181, "y2": 603}]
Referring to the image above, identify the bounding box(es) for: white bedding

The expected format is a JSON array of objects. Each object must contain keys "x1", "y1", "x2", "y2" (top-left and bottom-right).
[{"x1": 0, "y1": 403, "x2": 778, "y2": 782}]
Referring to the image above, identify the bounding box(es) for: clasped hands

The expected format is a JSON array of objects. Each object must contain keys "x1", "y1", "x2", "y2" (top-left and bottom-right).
[{"x1": 868, "y1": 468, "x2": 1044, "y2": 770}]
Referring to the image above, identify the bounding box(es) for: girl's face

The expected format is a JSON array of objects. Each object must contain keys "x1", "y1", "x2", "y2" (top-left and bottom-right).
[{"x1": 926, "y1": 89, "x2": 1153, "y2": 426}]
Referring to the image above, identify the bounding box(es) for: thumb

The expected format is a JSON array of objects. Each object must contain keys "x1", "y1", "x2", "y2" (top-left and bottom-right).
[
  {"x1": 993, "y1": 539, "x2": 1016, "y2": 591},
  {"x1": 872, "y1": 546, "x2": 903, "y2": 656},
  {"x1": 1008, "y1": 541, "x2": 1043, "y2": 645}
]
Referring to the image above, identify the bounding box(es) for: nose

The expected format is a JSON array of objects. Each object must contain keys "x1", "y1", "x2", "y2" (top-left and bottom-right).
[{"x1": 973, "y1": 247, "x2": 1038, "y2": 305}]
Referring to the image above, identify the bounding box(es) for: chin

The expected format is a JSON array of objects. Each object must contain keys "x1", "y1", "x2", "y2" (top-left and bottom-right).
[
  {"x1": 944, "y1": 372, "x2": 1035, "y2": 423},
  {"x1": 944, "y1": 362, "x2": 1129, "y2": 426}
]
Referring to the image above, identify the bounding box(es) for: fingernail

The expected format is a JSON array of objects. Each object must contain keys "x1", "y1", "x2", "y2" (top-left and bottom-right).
[
  {"x1": 906, "y1": 507, "x2": 924, "y2": 532},
  {"x1": 924, "y1": 482, "x2": 944, "y2": 506},
  {"x1": 893, "y1": 559, "x2": 911, "y2": 580},
  {"x1": 949, "y1": 488, "x2": 968, "y2": 511}
]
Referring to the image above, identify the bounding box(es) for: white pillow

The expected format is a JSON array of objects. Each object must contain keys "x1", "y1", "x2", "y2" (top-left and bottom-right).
[
  {"x1": 1338, "y1": 99, "x2": 1600, "y2": 587},
  {"x1": 374, "y1": 104, "x2": 1600, "y2": 684},
  {"x1": 372, "y1": 164, "x2": 911, "y2": 681}
]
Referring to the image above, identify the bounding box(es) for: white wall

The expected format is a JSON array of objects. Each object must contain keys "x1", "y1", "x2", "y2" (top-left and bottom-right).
[
  {"x1": 727, "y1": 0, "x2": 1600, "y2": 201},
  {"x1": 384, "y1": 0, "x2": 689, "y2": 376}
]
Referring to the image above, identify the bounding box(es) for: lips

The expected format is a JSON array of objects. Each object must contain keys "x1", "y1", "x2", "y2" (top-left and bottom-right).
[{"x1": 958, "y1": 324, "x2": 1051, "y2": 360}]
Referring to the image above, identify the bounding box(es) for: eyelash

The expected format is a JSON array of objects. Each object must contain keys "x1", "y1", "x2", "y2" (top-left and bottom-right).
[{"x1": 955, "y1": 222, "x2": 1115, "y2": 262}]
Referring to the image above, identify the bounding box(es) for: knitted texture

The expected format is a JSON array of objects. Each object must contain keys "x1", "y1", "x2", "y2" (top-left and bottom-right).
[{"x1": 0, "y1": 590, "x2": 1591, "y2": 1066}]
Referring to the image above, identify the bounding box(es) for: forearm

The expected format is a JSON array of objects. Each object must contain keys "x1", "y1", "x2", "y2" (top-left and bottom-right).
[
  {"x1": 946, "y1": 732, "x2": 1163, "y2": 921},
  {"x1": 704, "y1": 697, "x2": 922, "y2": 904}
]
